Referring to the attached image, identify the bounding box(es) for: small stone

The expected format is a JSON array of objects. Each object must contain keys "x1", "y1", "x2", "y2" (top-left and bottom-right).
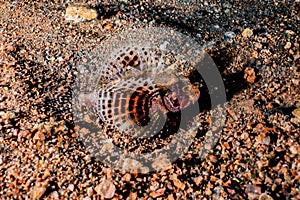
[
  {"x1": 226, "y1": 108, "x2": 238, "y2": 120},
  {"x1": 223, "y1": 142, "x2": 230, "y2": 149},
  {"x1": 152, "y1": 155, "x2": 172, "y2": 171},
  {"x1": 6, "y1": 44, "x2": 15, "y2": 52},
  {"x1": 103, "y1": 23, "x2": 114, "y2": 31},
  {"x1": 6, "y1": 111, "x2": 16, "y2": 119},
  {"x1": 173, "y1": 178, "x2": 185, "y2": 190},
  {"x1": 289, "y1": 145, "x2": 298, "y2": 155},
  {"x1": 79, "y1": 126, "x2": 90, "y2": 135},
  {"x1": 42, "y1": 170, "x2": 51, "y2": 179},
  {"x1": 122, "y1": 173, "x2": 131, "y2": 182},
  {"x1": 204, "y1": 187, "x2": 213, "y2": 196},
  {"x1": 128, "y1": 191, "x2": 137, "y2": 200},
  {"x1": 244, "y1": 68, "x2": 256, "y2": 83},
  {"x1": 18, "y1": 130, "x2": 30, "y2": 141},
  {"x1": 227, "y1": 188, "x2": 236, "y2": 195},
  {"x1": 33, "y1": 131, "x2": 45, "y2": 142},
  {"x1": 261, "y1": 135, "x2": 270, "y2": 145},
  {"x1": 192, "y1": 176, "x2": 203, "y2": 186},
  {"x1": 258, "y1": 193, "x2": 273, "y2": 200},
  {"x1": 167, "y1": 194, "x2": 175, "y2": 200},
  {"x1": 285, "y1": 30, "x2": 295, "y2": 35},
  {"x1": 139, "y1": 166, "x2": 149, "y2": 174},
  {"x1": 67, "y1": 184, "x2": 74, "y2": 191},
  {"x1": 65, "y1": 5, "x2": 98, "y2": 22},
  {"x1": 255, "y1": 42, "x2": 263, "y2": 49},
  {"x1": 292, "y1": 108, "x2": 300, "y2": 119},
  {"x1": 84, "y1": 114, "x2": 93, "y2": 123},
  {"x1": 242, "y1": 28, "x2": 253, "y2": 38},
  {"x1": 31, "y1": 181, "x2": 48, "y2": 200},
  {"x1": 95, "y1": 179, "x2": 116, "y2": 199},
  {"x1": 150, "y1": 188, "x2": 165, "y2": 198},
  {"x1": 246, "y1": 184, "x2": 262, "y2": 199},
  {"x1": 284, "y1": 42, "x2": 292, "y2": 49},
  {"x1": 71, "y1": 133, "x2": 77, "y2": 138},
  {"x1": 122, "y1": 158, "x2": 142, "y2": 172},
  {"x1": 57, "y1": 56, "x2": 64, "y2": 62},
  {"x1": 224, "y1": 31, "x2": 236, "y2": 40},
  {"x1": 210, "y1": 175, "x2": 218, "y2": 182},
  {"x1": 50, "y1": 191, "x2": 59, "y2": 200},
  {"x1": 87, "y1": 187, "x2": 94, "y2": 197},
  {"x1": 165, "y1": 60, "x2": 171, "y2": 65}
]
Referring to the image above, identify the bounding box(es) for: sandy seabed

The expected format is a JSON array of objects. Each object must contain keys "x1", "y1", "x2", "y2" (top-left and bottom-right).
[{"x1": 0, "y1": 1, "x2": 299, "y2": 199}]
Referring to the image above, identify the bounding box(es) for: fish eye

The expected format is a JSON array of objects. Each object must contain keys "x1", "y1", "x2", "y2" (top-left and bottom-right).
[
  {"x1": 182, "y1": 85, "x2": 191, "y2": 92},
  {"x1": 193, "y1": 85, "x2": 200, "y2": 94}
]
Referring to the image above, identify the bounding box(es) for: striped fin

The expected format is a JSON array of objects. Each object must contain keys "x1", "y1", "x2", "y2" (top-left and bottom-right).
[
  {"x1": 97, "y1": 76, "x2": 167, "y2": 138},
  {"x1": 98, "y1": 47, "x2": 168, "y2": 86}
]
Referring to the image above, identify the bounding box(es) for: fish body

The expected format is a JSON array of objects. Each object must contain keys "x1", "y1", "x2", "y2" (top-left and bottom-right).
[{"x1": 89, "y1": 47, "x2": 200, "y2": 137}]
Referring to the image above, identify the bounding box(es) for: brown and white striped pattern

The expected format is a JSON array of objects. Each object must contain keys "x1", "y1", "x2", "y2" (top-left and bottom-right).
[{"x1": 96, "y1": 47, "x2": 200, "y2": 137}]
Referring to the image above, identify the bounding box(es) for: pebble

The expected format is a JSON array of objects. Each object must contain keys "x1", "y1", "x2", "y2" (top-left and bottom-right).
[
  {"x1": 224, "y1": 31, "x2": 237, "y2": 40},
  {"x1": 172, "y1": 178, "x2": 185, "y2": 190},
  {"x1": 258, "y1": 193, "x2": 274, "y2": 200},
  {"x1": 292, "y1": 108, "x2": 300, "y2": 119},
  {"x1": 242, "y1": 28, "x2": 253, "y2": 38},
  {"x1": 65, "y1": 5, "x2": 98, "y2": 22},
  {"x1": 42, "y1": 170, "x2": 51, "y2": 179},
  {"x1": 168, "y1": 194, "x2": 175, "y2": 200},
  {"x1": 95, "y1": 179, "x2": 116, "y2": 199},
  {"x1": 6, "y1": 44, "x2": 15, "y2": 52},
  {"x1": 50, "y1": 191, "x2": 59, "y2": 200},
  {"x1": 103, "y1": 23, "x2": 114, "y2": 31},
  {"x1": 87, "y1": 187, "x2": 94, "y2": 197},
  {"x1": 192, "y1": 176, "x2": 203, "y2": 186},
  {"x1": 122, "y1": 158, "x2": 143, "y2": 172},
  {"x1": 289, "y1": 145, "x2": 298, "y2": 155},
  {"x1": 285, "y1": 30, "x2": 295, "y2": 35},
  {"x1": 122, "y1": 173, "x2": 131, "y2": 182},
  {"x1": 152, "y1": 155, "x2": 172, "y2": 171},
  {"x1": 284, "y1": 42, "x2": 292, "y2": 49},
  {"x1": 33, "y1": 131, "x2": 45, "y2": 142},
  {"x1": 244, "y1": 68, "x2": 256, "y2": 83},
  {"x1": 129, "y1": 192, "x2": 137, "y2": 200},
  {"x1": 31, "y1": 181, "x2": 48, "y2": 200},
  {"x1": 150, "y1": 188, "x2": 165, "y2": 198},
  {"x1": 67, "y1": 184, "x2": 74, "y2": 192}
]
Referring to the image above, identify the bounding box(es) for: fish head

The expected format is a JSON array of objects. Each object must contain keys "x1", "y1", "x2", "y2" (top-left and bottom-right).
[{"x1": 159, "y1": 78, "x2": 200, "y2": 113}]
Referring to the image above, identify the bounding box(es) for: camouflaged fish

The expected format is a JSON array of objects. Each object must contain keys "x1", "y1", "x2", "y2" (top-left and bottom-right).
[{"x1": 82, "y1": 47, "x2": 200, "y2": 138}]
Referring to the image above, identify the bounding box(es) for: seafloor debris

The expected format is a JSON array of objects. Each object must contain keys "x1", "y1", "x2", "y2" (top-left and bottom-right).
[
  {"x1": 244, "y1": 67, "x2": 256, "y2": 83},
  {"x1": 95, "y1": 179, "x2": 116, "y2": 199},
  {"x1": 292, "y1": 108, "x2": 300, "y2": 119},
  {"x1": 242, "y1": 28, "x2": 253, "y2": 38},
  {"x1": 65, "y1": 5, "x2": 98, "y2": 22}
]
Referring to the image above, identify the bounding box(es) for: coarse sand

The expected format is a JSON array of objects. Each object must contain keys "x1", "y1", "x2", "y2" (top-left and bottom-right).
[{"x1": 0, "y1": 1, "x2": 299, "y2": 199}]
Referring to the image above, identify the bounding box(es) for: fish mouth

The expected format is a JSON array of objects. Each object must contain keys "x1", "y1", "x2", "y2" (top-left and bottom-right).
[
  {"x1": 161, "y1": 85, "x2": 200, "y2": 113},
  {"x1": 162, "y1": 92, "x2": 181, "y2": 113}
]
